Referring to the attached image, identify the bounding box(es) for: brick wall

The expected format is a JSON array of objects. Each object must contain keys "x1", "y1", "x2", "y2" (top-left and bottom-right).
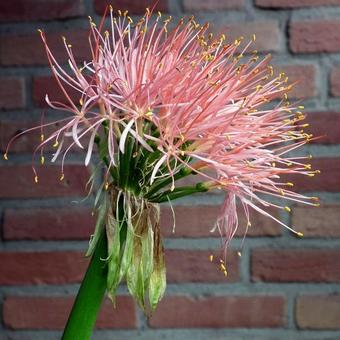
[{"x1": 0, "y1": 0, "x2": 340, "y2": 339}]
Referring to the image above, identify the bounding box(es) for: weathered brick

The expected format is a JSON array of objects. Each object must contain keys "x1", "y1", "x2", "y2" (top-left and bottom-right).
[
  {"x1": 276, "y1": 64, "x2": 317, "y2": 99},
  {"x1": 0, "y1": 77, "x2": 25, "y2": 109},
  {"x1": 3, "y1": 208, "x2": 94, "y2": 240},
  {"x1": 3, "y1": 296, "x2": 136, "y2": 329},
  {"x1": 252, "y1": 249, "x2": 340, "y2": 282},
  {"x1": 292, "y1": 204, "x2": 340, "y2": 237},
  {"x1": 330, "y1": 66, "x2": 340, "y2": 97},
  {"x1": 33, "y1": 76, "x2": 80, "y2": 107},
  {"x1": 166, "y1": 249, "x2": 239, "y2": 282},
  {"x1": 0, "y1": 0, "x2": 84, "y2": 22},
  {"x1": 0, "y1": 251, "x2": 87, "y2": 285},
  {"x1": 283, "y1": 158, "x2": 340, "y2": 193},
  {"x1": 256, "y1": 0, "x2": 340, "y2": 8},
  {"x1": 184, "y1": 0, "x2": 244, "y2": 11},
  {"x1": 0, "y1": 165, "x2": 89, "y2": 198},
  {"x1": 149, "y1": 295, "x2": 286, "y2": 328},
  {"x1": 304, "y1": 111, "x2": 340, "y2": 144},
  {"x1": 296, "y1": 295, "x2": 340, "y2": 329},
  {"x1": 216, "y1": 21, "x2": 280, "y2": 53},
  {"x1": 290, "y1": 20, "x2": 340, "y2": 53},
  {"x1": 0, "y1": 249, "x2": 236, "y2": 285},
  {"x1": 0, "y1": 30, "x2": 90, "y2": 66},
  {"x1": 94, "y1": 0, "x2": 168, "y2": 15},
  {"x1": 160, "y1": 205, "x2": 281, "y2": 238}
]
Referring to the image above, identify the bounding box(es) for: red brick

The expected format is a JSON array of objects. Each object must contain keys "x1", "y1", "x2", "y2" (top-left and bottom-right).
[
  {"x1": 0, "y1": 165, "x2": 89, "y2": 198},
  {"x1": 33, "y1": 76, "x2": 80, "y2": 107},
  {"x1": 0, "y1": 251, "x2": 86, "y2": 285},
  {"x1": 330, "y1": 66, "x2": 340, "y2": 97},
  {"x1": 256, "y1": 0, "x2": 340, "y2": 8},
  {"x1": 216, "y1": 21, "x2": 280, "y2": 53},
  {"x1": 303, "y1": 111, "x2": 340, "y2": 144},
  {"x1": 284, "y1": 158, "x2": 340, "y2": 193},
  {"x1": 252, "y1": 249, "x2": 340, "y2": 282},
  {"x1": 166, "y1": 249, "x2": 239, "y2": 283},
  {"x1": 184, "y1": 0, "x2": 244, "y2": 11},
  {"x1": 160, "y1": 205, "x2": 281, "y2": 238},
  {"x1": 94, "y1": 0, "x2": 168, "y2": 15},
  {"x1": 290, "y1": 20, "x2": 340, "y2": 53},
  {"x1": 3, "y1": 208, "x2": 94, "y2": 241},
  {"x1": 0, "y1": 30, "x2": 90, "y2": 66},
  {"x1": 292, "y1": 204, "x2": 340, "y2": 237},
  {"x1": 3, "y1": 296, "x2": 136, "y2": 329},
  {"x1": 0, "y1": 0, "x2": 84, "y2": 22},
  {"x1": 276, "y1": 64, "x2": 316, "y2": 99},
  {"x1": 149, "y1": 295, "x2": 286, "y2": 328},
  {"x1": 0, "y1": 77, "x2": 25, "y2": 109},
  {"x1": 296, "y1": 295, "x2": 340, "y2": 329}
]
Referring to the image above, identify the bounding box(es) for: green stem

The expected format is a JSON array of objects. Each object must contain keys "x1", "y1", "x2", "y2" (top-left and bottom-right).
[{"x1": 62, "y1": 231, "x2": 107, "y2": 340}]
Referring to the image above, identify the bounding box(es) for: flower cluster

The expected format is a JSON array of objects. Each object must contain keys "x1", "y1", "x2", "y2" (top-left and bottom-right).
[{"x1": 5, "y1": 6, "x2": 319, "y2": 310}]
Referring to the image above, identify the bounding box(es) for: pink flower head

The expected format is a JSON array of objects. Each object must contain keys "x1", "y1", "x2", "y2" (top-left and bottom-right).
[{"x1": 4, "y1": 6, "x2": 319, "y2": 263}]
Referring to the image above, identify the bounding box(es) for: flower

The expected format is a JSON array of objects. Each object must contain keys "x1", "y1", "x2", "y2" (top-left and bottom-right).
[{"x1": 4, "y1": 5, "x2": 319, "y2": 308}]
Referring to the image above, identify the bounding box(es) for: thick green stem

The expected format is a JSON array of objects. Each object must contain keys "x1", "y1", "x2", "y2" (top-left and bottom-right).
[{"x1": 62, "y1": 231, "x2": 107, "y2": 340}]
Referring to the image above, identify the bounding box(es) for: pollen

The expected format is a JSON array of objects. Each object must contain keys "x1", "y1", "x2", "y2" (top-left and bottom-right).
[
  {"x1": 296, "y1": 231, "x2": 304, "y2": 237},
  {"x1": 3, "y1": 153, "x2": 8, "y2": 160},
  {"x1": 34, "y1": 175, "x2": 39, "y2": 183},
  {"x1": 40, "y1": 156, "x2": 45, "y2": 165},
  {"x1": 252, "y1": 33, "x2": 256, "y2": 42},
  {"x1": 40, "y1": 134, "x2": 44, "y2": 142},
  {"x1": 284, "y1": 206, "x2": 291, "y2": 212},
  {"x1": 60, "y1": 173, "x2": 65, "y2": 181},
  {"x1": 209, "y1": 254, "x2": 214, "y2": 262},
  {"x1": 286, "y1": 182, "x2": 294, "y2": 187},
  {"x1": 53, "y1": 140, "x2": 59, "y2": 148},
  {"x1": 105, "y1": 182, "x2": 109, "y2": 190}
]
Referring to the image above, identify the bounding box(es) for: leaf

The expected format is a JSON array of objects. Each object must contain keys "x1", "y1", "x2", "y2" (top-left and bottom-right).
[
  {"x1": 86, "y1": 198, "x2": 107, "y2": 257},
  {"x1": 148, "y1": 226, "x2": 166, "y2": 311}
]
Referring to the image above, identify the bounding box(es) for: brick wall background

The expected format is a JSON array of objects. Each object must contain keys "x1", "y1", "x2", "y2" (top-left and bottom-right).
[{"x1": 0, "y1": 0, "x2": 340, "y2": 339}]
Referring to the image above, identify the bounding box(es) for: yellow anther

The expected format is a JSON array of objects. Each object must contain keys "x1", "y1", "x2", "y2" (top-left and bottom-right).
[
  {"x1": 146, "y1": 7, "x2": 150, "y2": 15},
  {"x1": 53, "y1": 140, "x2": 59, "y2": 148},
  {"x1": 237, "y1": 251, "x2": 242, "y2": 257},
  {"x1": 37, "y1": 29, "x2": 43, "y2": 34},
  {"x1": 79, "y1": 98, "x2": 83, "y2": 106},
  {"x1": 157, "y1": 11, "x2": 162, "y2": 17},
  {"x1": 105, "y1": 182, "x2": 109, "y2": 190},
  {"x1": 308, "y1": 173, "x2": 315, "y2": 177},
  {"x1": 40, "y1": 156, "x2": 45, "y2": 165},
  {"x1": 117, "y1": 10, "x2": 122, "y2": 16},
  {"x1": 221, "y1": 34, "x2": 226, "y2": 41},
  {"x1": 286, "y1": 182, "x2": 294, "y2": 187},
  {"x1": 67, "y1": 44, "x2": 72, "y2": 48},
  {"x1": 304, "y1": 164, "x2": 312, "y2": 170},
  {"x1": 109, "y1": 4, "x2": 113, "y2": 11},
  {"x1": 60, "y1": 173, "x2": 65, "y2": 181},
  {"x1": 62, "y1": 36, "x2": 66, "y2": 42},
  {"x1": 123, "y1": 10, "x2": 128, "y2": 16},
  {"x1": 296, "y1": 231, "x2": 304, "y2": 237},
  {"x1": 301, "y1": 123, "x2": 309, "y2": 128},
  {"x1": 223, "y1": 270, "x2": 228, "y2": 277},
  {"x1": 271, "y1": 162, "x2": 276, "y2": 167},
  {"x1": 127, "y1": 16, "x2": 133, "y2": 24},
  {"x1": 180, "y1": 150, "x2": 185, "y2": 156},
  {"x1": 3, "y1": 153, "x2": 8, "y2": 160},
  {"x1": 298, "y1": 105, "x2": 304, "y2": 109},
  {"x1": 220, "y1": 263, "x2": 226, "y2": 271},
  {"x1": 279, "y1": 189, "x2": 285, "y2": 196},
  {"x1": 34, "y1": 175, "x2": 39, "y2": 183},
  {"x1": 247, "y1": 222, "x2": 252, "y2": 227},
  {"x1": 313, "y1": 202, "x2": 321, "y2": 207},
  {"x1": 209, "y1": 254, "x2": 214, "y2": 262},
  {"x1": 40, "y1": 134, "x2": 44, "y2": 142},
  {"x1": 252, "y1": 33, "x2": 256, "y2": 42},
  {"x1": 284, "y1": 206, "x2": 291, "y2": 212}
]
